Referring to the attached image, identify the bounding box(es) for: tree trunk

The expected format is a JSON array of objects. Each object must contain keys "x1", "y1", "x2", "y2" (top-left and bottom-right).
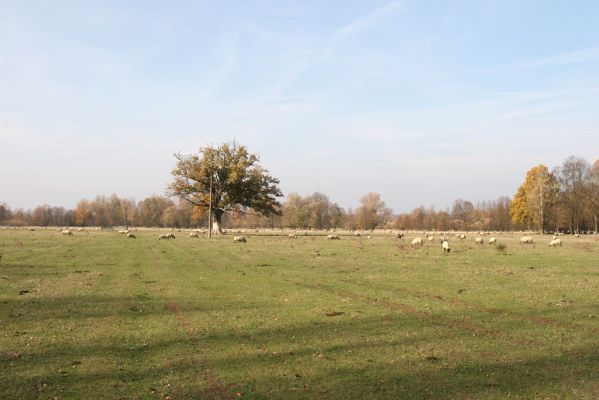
[
  {"x1": 212, "y1": 219, "x2": 223, "y2": 234},
  {"x1": 595, "y1": 214, "x2": 598, "y2": 234},
  {"x1": 212, "y1": 210, "x2": 224, "y2": 235}
]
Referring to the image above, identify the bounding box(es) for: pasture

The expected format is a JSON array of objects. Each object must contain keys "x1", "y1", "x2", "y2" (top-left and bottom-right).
[{"x1": 1, "y1": 229, "x2": 598, "y2": 399}]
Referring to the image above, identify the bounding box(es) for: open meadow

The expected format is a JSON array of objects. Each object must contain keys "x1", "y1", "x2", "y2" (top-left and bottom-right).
[{"x1": 1, "y1": 229, "x2": 598, "y2": 399}]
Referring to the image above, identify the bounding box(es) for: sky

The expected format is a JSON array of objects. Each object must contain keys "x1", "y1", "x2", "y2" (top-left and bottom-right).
[{"x1": 1, "y1": 0, "x2": 598, "y2": 212}]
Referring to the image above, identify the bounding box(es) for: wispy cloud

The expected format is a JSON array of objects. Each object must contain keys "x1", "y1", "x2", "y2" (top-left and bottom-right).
[
  {"x1": 262, "y1": 1, "x2": 406, "y2": 98},
  {"x1": 488, "y1": 87, "x2": 599, "y2": 101},
  {"x1": 336, "y1": 0, "x2": 406, "y2": 38},
  {"x1": 486, "y1": 46, "x2": 599, "y2": 73},
  {"x1": 195, "y1": 40, "x2": 237, "y2": 102}
]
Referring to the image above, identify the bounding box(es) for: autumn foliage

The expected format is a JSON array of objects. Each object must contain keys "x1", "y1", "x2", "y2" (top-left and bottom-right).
[{"x1": 167, "y1": 142, "x2": 283, "y2": 233}]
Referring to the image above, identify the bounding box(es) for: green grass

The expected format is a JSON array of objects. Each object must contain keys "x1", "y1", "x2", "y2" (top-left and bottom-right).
[{"x1": 1, "y1": 229, "x2": 598, "y2": 399}]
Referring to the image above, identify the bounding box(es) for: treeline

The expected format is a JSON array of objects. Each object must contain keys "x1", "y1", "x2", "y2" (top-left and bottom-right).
[
  {"x1": 392, "y1": 197, "x2": 514, "y2": 231},
  {"x1": 0, "y1": 192, "x2": 514, "y2": 231},
  {"x1": 510, "y1": 156, "x2": 599, "y2": 233},
  {"x1": 277, "y1": 192, "x2": 514, "y2": 231},
  {"x1": 1, "y1": 155, "x2": 597, "y2": 232},
  {"x1": 0, "y1": 195, "x2": 197, "y2": 228}
]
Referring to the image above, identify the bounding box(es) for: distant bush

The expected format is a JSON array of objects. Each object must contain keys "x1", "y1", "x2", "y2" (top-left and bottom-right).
[{"x1": 496, "y1": 243, "x2": 507, "y2": 253}]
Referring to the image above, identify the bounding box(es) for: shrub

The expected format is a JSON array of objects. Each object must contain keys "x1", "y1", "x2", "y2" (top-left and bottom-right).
[{"x1": 496, "y1": 243, "x2": 507, "y2": 253}]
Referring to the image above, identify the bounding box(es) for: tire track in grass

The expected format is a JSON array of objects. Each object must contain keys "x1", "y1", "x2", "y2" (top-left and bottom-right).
[
  {"x1": 147, "y1": 244, "x2": 236, "y2": 400},
  {"x1": 343, "y1": 279, "x2": 599, "y2": 335},
  {"x1": 293, "y1": 281, "x2": 540, "y2": 348}
]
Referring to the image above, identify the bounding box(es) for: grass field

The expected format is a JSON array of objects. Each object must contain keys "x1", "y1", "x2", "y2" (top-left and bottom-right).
[{"x1": 1, "y1": 229, "x2": 598, "y2": 399}]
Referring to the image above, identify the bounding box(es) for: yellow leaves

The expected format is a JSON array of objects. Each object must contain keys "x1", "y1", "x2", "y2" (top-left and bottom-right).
[
  {"x1": 509, "y1": 185, "x2": 528, "y2": 225},
  {"x1": 510, "y1": 164, "x2": 559, "y2": 230},
  {"x1": 192, "y1": 206, "x2": 207, "y2": 222},
  {"x1": 523, "y1": 164, "x2": 549, "y2": 192}
]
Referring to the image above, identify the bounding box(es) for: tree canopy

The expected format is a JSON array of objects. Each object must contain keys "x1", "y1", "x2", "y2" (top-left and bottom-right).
[
  {"x1": 167, "y1": 142, "x2": 283, "y2": 233},
  {"x1": 554, "y1": 156, "x2": 592, "y2": 234},
  {"x1": 510, "y1": 164, "x2": 559, "y2": 233},
  {"x1": 281, "y1": 192, "x2": 345, "y2": 229},
  {"x1": 356, "y1": 192, "x2": 392, "y2": 230}
]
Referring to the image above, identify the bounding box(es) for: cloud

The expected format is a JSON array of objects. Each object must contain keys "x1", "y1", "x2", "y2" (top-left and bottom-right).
[
  {"x1": 261, "y1": 1, "x2": 406, "y2": 99},
  {"x1": 335, "y1": 1, "x2": 406, "y2": 38},
  {"x1": 485, "y1": 46, "x2": 599, "y2": 73},
  {"x1": 194, "y1": 39, "x2": 238, "y2": 102}
]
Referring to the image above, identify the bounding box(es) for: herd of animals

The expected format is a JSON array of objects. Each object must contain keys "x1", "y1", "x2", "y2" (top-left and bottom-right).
[
  {"x1": 42, "y1": 227, "x2": 590, "y2": 253},
  {"x1": 407, "y1": 232, "x2": 564, "y2": 253}
]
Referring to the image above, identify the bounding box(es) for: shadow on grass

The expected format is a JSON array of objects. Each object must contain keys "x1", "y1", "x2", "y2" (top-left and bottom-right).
[
  {"x1": 1, "y1": 293, "x2": 266, "y2": 322},
  {"x1": 2, "y1": 297, "x2": 599, "y2": 400},
  {"x1": 223, "y1": 346, "x2": 599, "y2": 399},
  {"x1": 0, "y1": 264, "x2": 74, "y2": 278},
  {"x1": 3, "y1": 331, "x2": 598, "y2": 399},
  {"x1": 2, "y1": 261, "x2": 599, "y2": 399}
]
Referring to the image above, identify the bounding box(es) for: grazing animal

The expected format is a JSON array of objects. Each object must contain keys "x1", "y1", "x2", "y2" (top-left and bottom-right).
[
  {"x1": 411, "y1": 237, "x2": 423, "y2": 247},
  {"x1": 288, "y1": 233, "x2": 297, "y2": 239},
  {"x1": 520, "y1": 236, "x2": 534, "y2": 244},
  {"x1": 189, "y1": 232, "x2": 200, "y2": 238},
  {"x1": 127, "y1": 233, "x2": 136, "y2": 239},
  {"x1": 549, "y1": 238, "x2": 562, "y2": 247},
  {"x1": 428, "y1": 236, "x2": 435, "y2": 243},
  {"x1": 459, "y1": 234, "x2": 466, "y2": 240},
  {"x1": 395, "y1": 232, "x2": 404, "y2": 239},
  {"x1": 442, "y1": 240, "x2": 451, "y2": 253},
  {"x1": 159, "y1": 233, "x2": 175, "y2": 240},
  {"x1": 233, "y1": 235, "x2": 247, "y2": 243},
  {"x1": 326, "y1": 234, "x2": 340, "y2": 240},
  {"x1": 61, "y1": 229, "x2": 73, "y2": 236},
  {"x1": 488, "y1": 237, "x2": 497, "y2": 244},
  {"x1": 475, "y1": 237, "x2": 483, "y2": 245}
]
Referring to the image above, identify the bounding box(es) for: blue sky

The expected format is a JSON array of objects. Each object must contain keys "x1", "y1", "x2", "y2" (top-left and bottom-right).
[{"x1": 1, "y1": 1, "x2": 598, "y2": 211}]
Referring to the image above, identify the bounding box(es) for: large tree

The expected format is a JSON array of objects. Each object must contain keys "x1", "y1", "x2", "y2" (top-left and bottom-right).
[
  {"x1": 168, "y1": 142, "x2": 282, "y2": 234},
  {"x1": 510, "y1": 164, "x2": 559, "y2": 233},
  {"x1": 588, "y1": 159, "x2": 599, "y2": 233},
  {"x1": 355, "y1": 192, "x2": 391, "y2": 230},
  {"x1": 451, "y1": 199, "x2": 474, "y2": 230},
  {"x1": 306, "y1": 192, "x2": 331, "y2": 229},
  {"x1": 281, "y1": 192, "x2": 346, "y2": 229},
  {"x1": 0, "y1": 203, "x2": 12, "y2": 225},
  {"x1": 554, "y1": 156, "x2": 591, "y2": 233},
  {"x1": 281, "y1": 193, "x2": 304, "y2": 229}
]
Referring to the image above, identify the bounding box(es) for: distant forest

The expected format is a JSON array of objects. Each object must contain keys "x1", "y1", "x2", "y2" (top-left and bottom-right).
[{"x1": 1, "y1": 155, "x2": 598, "y2": 233}]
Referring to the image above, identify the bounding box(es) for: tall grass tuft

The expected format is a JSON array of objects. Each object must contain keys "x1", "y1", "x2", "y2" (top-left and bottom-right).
[{"x1": 496, "y1": 242, "x2": 507, "y2": 253}]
